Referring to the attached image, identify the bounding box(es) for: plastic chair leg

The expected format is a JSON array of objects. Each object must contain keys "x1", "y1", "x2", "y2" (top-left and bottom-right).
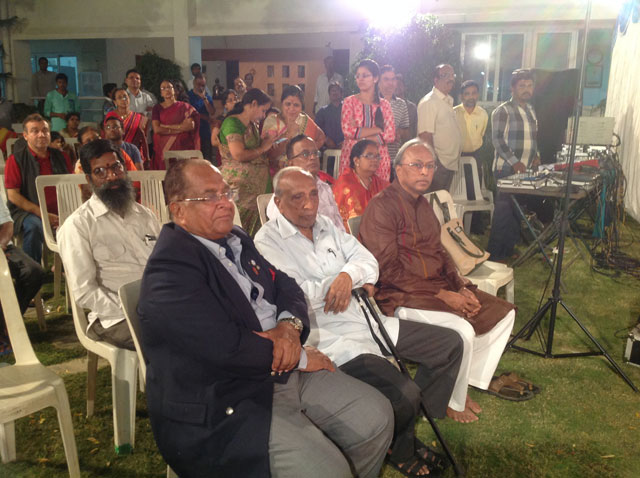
[
  {"x1": 35, "y1": 290, "x2": 47, "y2": 331},
  {"x1": 87, "y1": 351, "x2": 98, "y2": 417},
  {"x1": 506, "y1": 279, "x2": 515, "y2": 303},
  {"x1": 112, "y1": 350, "x2": 138, "y2": 454},
  {"x1": 0, "y1": 420, "x2": 16, "y2": 463},
  {"x1": 138, "y1": 366, "x2": 145, "y2": 393},
  {"x1": 53, "y1": 253, "x2": 62, "y2": 299},
  {"x1": 53, "y1": 384, "x2": 81, "y2": 478},
  {"x1": 463, "y1": 212, "x2": 472, "y2": 235}
]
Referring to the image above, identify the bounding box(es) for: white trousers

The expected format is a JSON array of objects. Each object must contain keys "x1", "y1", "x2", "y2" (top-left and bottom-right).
[{"x1": 396, "y1": 307, "x2": 516, "y2": 412}]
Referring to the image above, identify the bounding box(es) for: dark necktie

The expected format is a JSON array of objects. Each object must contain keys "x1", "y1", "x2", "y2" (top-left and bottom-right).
[
  {"x1": 215, "y1": 238, "x2": 235, "y2": 263},
  {"x1": 215, "y1": 237, "x2": 259, "y2": 301}
]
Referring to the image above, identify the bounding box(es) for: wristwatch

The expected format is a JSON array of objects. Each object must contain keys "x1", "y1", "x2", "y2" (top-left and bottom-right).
[{"x1": 278, "y1": 316, "x2": 304, "y2": 333}]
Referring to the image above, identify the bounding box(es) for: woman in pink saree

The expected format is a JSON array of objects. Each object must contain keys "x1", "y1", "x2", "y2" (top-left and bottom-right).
[{"x1": 151, "y1": 79, "x2": 200, "y2": 170}]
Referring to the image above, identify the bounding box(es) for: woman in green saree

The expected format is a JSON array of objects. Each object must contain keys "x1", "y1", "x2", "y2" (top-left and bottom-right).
[{"x1": 219, "y1": 88, "x2": 279, "y2": 236}]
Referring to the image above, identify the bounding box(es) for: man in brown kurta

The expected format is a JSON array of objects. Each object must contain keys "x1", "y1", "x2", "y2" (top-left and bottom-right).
[{"x1": 360, "y1": 139, "x2": 518, "y2": 423}]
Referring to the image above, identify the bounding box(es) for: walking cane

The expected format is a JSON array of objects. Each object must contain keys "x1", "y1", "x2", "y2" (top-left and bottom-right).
[{"x1": 352, "y1": 287, "x2": 464, "y2": 477}]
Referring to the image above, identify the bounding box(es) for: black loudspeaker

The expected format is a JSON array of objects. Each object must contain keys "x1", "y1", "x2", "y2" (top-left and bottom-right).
[{"x1": 532, "y1": 69, "x2": 580, "y2": 165}]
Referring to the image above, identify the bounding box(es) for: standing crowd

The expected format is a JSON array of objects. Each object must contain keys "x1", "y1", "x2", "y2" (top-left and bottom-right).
[{"x1": 2, "y1": 53, "x2": 543, "y2": 477}]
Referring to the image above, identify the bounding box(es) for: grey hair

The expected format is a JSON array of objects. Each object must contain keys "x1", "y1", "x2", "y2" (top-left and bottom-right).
[
  {"x1": 392, "y1": 139, "x2": 436, "y2": 168},
  {"x1": 273, "y1": 166, "x2": 314, "y2": 197}
]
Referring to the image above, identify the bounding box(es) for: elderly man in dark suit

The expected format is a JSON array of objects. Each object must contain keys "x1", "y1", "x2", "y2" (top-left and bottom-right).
[{"x1": 138, "y1": 158, "x2": 393, "y2": 478}]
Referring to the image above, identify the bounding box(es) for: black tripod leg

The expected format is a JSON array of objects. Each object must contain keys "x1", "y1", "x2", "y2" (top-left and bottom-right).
[
  {"x1": 354, "y1": 290, "x2": 464, "y2": 477},
  {"x1": 560, "y1": 301, "x2": 638, "y2": 392},
  {"x1": 420, "y1": 404, "x2": 464, "y2": 477},
  {"x1": 506, "y1": 299, "x2": 553, "y2": 349}
]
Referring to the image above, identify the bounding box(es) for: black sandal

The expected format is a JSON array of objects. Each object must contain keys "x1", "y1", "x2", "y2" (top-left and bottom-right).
[
  {"x1": 414, "y1": 438, "x2": 449, "y2": 470},
  {"x1": 388, "y1": 451, "x2": 441, "y2": 477}
]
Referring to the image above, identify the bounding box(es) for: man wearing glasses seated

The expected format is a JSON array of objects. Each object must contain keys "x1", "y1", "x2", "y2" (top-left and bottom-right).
[
  {"x1": 138, "y1": 159, "x2": 393, "y2": 478},
  {"x1": 359, "y1": 140, "x2": 520, "y2": 424},
  {"x1": 58, "y1": 139, "x2": 160, "y2": 349},
  {"x1": 266, "y1": 134, "x2": 345, "y2": 231}
]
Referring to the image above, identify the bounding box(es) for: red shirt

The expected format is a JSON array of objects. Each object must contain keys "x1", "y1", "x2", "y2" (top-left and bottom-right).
[{"x1": 4, "y1": 147, "x2": 72, "y2": 215}]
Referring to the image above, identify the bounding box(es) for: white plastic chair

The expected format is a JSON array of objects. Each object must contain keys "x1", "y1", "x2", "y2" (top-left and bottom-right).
[
  {"x1": 347, "y1": 215, "x2": 362, "y2": 238},
  {"x1": 6, "y1": 138, "x2": 18, "y2": 157},
  {"x1": 450, "y1": 156, "x2": 494, "y2": 235},
  {"x1": 321, "y1": 149, "x2": 341, "y2": 179},
  {"x1": 0, "y1": 252, "x2": 81, "y2": 477},
  {"x1": 127, "y1": 170, "x2": 171, "y2": 224},
  {"x1": 119, "y1": 279, "x2": 178, "y2": 478},
  {"x1": 36, "y1": 174, "x2": 85, "y2": 303},
  {"x1": 0, "y1": 150, "x2": 5, "y2": 174},
  {"x1": 163, "y1": 149, "x2": 203, "y2": 170},
  {"x1": 68, "y1": 287, "x2": 138, "y2": 454},
  {"x1": 257, "y1": 193, "x2": 273, "y2": 226},
  {"x1": 426, "y1": 190, "x2": 514, "y2": 302},
  {"x1": 11, "y1": 123, "x2": 23, "y2": 134}
]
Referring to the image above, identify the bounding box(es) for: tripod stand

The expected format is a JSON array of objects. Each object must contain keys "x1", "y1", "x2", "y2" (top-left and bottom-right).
[
  {"x1": 506, "y1": 0, "x2": 637, "y2": 393},
  {"x1": 352, "y1": 288, "x2": 464, "y2": 477}
]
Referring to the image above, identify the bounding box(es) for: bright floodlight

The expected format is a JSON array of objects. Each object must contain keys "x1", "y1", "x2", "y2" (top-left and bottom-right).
[
  {"x1": 474, "y1": 43, "x2": 491, "y2": 61},
  {"x1": 361, "y1": 0, "x2": 419, "y2": 30}
]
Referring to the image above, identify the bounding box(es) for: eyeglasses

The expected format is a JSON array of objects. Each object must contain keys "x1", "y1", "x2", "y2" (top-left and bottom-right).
[
  {"x1": 92, "y1": 161, "x2": 125, "y2": 179},
  {"x1": 359, "y1": 153, "x2": 381, "y2": 161},
  {"x1": 104, "y1": 124, "x2": 122, "y2": 131},
  {"x1": 291, "y1": 150, "x2": 320, "y2": 160},
  {"x1": 160, "y1": 86, "x2": 174, "y2": 90},
  {"x1": 438, "y1": 72, "x2": 457, "y2": 79},
  {"x1": 178, "y1": 189, "x2": 238, "y2": 204},
  {"x1": 400, "y1": 162, "x2": 437, "y2": 172}
]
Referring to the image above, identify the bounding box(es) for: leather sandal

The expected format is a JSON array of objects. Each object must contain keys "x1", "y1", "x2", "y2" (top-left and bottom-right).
[
  {"x1": 503, "y1": 372, "x2": 541, "y2": 394},
  {"x1": 483, "y1": 375, "x2": 534, "y2": 401}
]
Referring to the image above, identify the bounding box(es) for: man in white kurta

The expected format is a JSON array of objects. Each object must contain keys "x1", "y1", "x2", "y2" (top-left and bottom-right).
[
  {"x1": 255, "y1": 166, "x2": 463, "y2": 475},
  {"x1": 58, "y1": 139, "x2": 161, "y2": 349}
]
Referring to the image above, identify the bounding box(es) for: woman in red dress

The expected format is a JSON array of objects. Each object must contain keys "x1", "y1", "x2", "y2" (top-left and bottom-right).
[
  {"x1": 333, "y1": 138, "x2": 389, "y2": 230},
  {"x1": 150, "y1": 79, "x2": 200, "y2": 170},
  {"x1": 113, "y1": 87, "x2": 150, "y2": 166}
]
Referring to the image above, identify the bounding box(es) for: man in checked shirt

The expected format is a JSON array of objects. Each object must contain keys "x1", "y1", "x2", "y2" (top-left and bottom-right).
[{"x1": 487, "y1": 69, "x2": 540, "y2": 262}]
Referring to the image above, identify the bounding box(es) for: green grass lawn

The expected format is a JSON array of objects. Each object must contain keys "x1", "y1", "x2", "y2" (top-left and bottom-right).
[{"x1": 2, "y1": 216, "x2": 640, "y2": 478}]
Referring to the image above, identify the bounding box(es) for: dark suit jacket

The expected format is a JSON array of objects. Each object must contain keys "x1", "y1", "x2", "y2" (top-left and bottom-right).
[{"x1": 138, "y1": 223, "x2": 310, "y2": 478}]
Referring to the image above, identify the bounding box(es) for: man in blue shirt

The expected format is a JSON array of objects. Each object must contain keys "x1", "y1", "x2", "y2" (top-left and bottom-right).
[
  {"x1": 314, "y1": 82, "x2": 344, "y2": 150},
  {"x1": 188, "y1": 73, "x2": 215, "y2": 162}
]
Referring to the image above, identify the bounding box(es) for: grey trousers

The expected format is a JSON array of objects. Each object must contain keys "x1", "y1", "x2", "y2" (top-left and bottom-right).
[
  {"x1": 268, "y1": 368, "x2": 394, "y2": 478},
  {"x1": 341, "y1": 319, "x2": 463, "y2": 463}
]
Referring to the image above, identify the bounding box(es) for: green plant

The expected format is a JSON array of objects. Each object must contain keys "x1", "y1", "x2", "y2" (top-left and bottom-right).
[
  {"x1": 135, "y1": 51, "x2": 184, "y2": 101},
  {"x1": 348, "y1": 14, "x2": 461, "y2": 104}
]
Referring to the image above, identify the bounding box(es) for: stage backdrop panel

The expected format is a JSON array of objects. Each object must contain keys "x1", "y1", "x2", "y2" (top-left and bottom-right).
[{"x1": 606, "y1": 20, "x2": 640, "y2": 222}]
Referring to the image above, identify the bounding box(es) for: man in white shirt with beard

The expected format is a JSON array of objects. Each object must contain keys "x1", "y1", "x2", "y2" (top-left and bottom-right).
[{"x1": 58, "y1": 139, "x2": 160, "y2": 349}]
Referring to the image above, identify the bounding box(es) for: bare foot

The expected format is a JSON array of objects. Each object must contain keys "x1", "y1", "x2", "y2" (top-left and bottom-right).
[
  {"x1": 466, "y1": 395, "x2": 482, "y2": 414},
  {"x1": 446, "y1": 406, "x2": 478, "y2": 423}
]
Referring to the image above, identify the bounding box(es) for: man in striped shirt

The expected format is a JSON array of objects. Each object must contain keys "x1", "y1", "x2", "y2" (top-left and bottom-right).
[
  {"x1": 379, "y1": 65, "x2": 410, "y2": 163},
  {"x1": 487, "y1": 69, "x2": 540, "y2": 261}
]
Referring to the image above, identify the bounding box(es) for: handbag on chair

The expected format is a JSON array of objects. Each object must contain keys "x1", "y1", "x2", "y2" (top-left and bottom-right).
[{"x1": 430, "y1": 193, "x2": 490, "y2": 275}]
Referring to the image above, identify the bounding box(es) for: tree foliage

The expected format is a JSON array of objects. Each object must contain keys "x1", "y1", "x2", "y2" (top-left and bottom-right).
[
  {"x1": 350, "y1": 14, "x2": 461, "y2": 104},
  {"x1": 136, "y1": 51, "x2": 184, "y2": 101}
]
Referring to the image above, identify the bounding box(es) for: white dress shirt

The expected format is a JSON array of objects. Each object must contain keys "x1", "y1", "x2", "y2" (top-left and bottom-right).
[
  {"x1": 58, "y1": 194, "x2": 161, "y2": 330},
  {"x1": 255, "y1": 214, "x2": 399, "y2": 367},
  {"x1": 266, "y1": 177, "x2": 345, "y2": 231},
  {"x1": 314, "y1": 72, "x2": 344, "y2": 113},
  {"x1": 417, "y1": 87, "x2": 462, "y2": 171},
  {"x1": 127, "y1": 88, "x2": 157, "y2": 115}
]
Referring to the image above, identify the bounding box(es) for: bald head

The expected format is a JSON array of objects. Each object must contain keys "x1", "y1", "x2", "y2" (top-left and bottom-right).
[{"x1": 273, "y1": 167, "x2": 318, "y2": 232}]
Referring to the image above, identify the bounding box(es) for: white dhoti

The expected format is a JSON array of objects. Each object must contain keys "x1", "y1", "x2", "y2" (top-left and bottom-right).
[{"x1": 395, "y1": 307, "x2": 516, "y2": 412}]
